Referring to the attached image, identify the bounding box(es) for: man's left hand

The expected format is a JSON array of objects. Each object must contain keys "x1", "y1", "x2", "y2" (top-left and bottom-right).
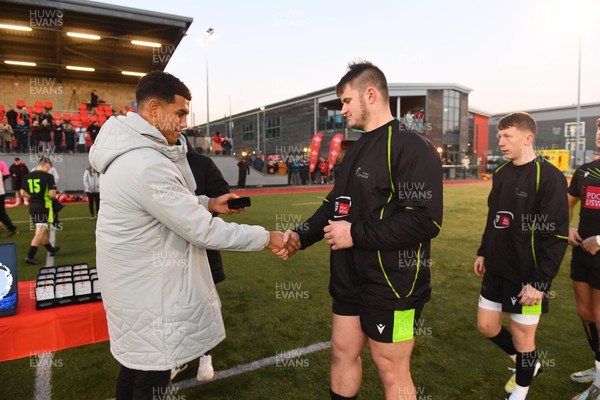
[
  {"x1": 208, "y1": 193, "x2": 243, "y2": 215},
  {"x1": 581, "y1": 236, "x2": 600, "y2": 256},
  {"x1": 324, "y1": 219, "x2": 353, "y2": 250},
  {"x1": 518, "y1": 284, "x2": 543, "y2": 307}
]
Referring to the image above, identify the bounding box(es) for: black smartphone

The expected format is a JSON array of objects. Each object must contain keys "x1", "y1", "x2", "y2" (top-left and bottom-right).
[{"x1": 227, "y1": 197, "x2": 251, "y2": 209}]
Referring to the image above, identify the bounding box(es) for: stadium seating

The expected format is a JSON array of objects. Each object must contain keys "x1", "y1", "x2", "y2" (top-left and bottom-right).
[{"x1": 44, "y1": 101, "x2": 53, "y2": 110}]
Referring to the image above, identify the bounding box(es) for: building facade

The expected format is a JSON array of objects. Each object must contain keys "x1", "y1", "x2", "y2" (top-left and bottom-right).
[
  {"x1": 198, "y1": 83, "x2": 472, "y2": 162},
  {"x1": 489, "y1": 103, "x2": 600, "y2": 169}
]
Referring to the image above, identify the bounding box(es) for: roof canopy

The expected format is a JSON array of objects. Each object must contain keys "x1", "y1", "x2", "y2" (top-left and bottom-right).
[{"x1": 0, "y1": 0, "x2": 193, "y2": 83}]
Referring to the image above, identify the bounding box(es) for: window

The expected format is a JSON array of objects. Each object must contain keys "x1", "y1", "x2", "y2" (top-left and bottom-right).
[
  {"x1": 442, "y1": 90, "x2": 461, "y2": 163},
  {"x1": 242, "y1": 123, "x2": 254, "y2": 141},
  {"x1": 265, "y1": 116, "x2": 281, "y2": 139}
]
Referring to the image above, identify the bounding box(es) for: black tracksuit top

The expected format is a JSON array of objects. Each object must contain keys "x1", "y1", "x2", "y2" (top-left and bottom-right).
[
  {"x1": 296, "y1": 119, "x2": 443, "y2": 310},
  {"x1": 477, "y1": 157, "x2": 568, "y2": 290}
]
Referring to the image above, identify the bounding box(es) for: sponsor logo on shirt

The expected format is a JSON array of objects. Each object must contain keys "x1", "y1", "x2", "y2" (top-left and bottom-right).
[
  {"x1": 583, "y1": 186, "x2": 600, "y2": 209},
  {"x1": 515, "y1": 187, "x2": 528, "y2": 198},
  {"x1": 494, "y1": 211, "x2": 514, "y2": 228},
  {"x1": 355, "y1": 167, "x2": 369, "y2": 179},
  {"x1": 334, "y1": 196, "x2": 351, "y2": 218}
]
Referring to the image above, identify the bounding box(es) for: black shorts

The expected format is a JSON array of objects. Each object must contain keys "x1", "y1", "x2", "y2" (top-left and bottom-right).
[
  {"x1": 480, "y1": 273, "x2": 549, "y2": 315},
  {"x1": 29, "y1": 207, "x2": 50, "y2": 225},
  {"x1": 571, "y1": 247, "x2": 600, "y2": 289},
  {"x1": 332, "y1": 299, "x2": 424, "y2": 343},
  {"x1": 14, "y1": 179, "x2": 23, "y2": 191}
]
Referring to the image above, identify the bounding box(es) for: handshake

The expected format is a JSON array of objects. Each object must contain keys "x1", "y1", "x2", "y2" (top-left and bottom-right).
[
  {"x1": 267, "y1": 230, "x2": 301, "y2": 261},
  {"x1": 266, "y1": 219, "x2": 354, "y2": 260}
]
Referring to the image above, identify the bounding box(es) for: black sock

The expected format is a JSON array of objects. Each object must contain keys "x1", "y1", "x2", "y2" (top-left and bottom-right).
[
  {"x1": 330, "y1": 390, "x2": 357, "y2": 400},
  {"x1": 27, "y1": 246, "x2": 38, "y2": 259},
  {"x1": 516, "y1": 350, "x2": 537, "y2": 387},
  {"x1": 582, "y1": 322, "x2": 600, "y2": 360},
  {"x1": 487, "y1": 326, "x2": 517, "y2": 356},
  {"x1": 43, "y1": 243, "x2": 55, "y2": 252}
]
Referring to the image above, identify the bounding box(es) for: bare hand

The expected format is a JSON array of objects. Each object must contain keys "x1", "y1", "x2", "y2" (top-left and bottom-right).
[
  {"x1": 518, "y1": 284, "x2": 543, "y2": 307},
  {"x1": 323, "y1": 219, "x2": 353, "y2": 250},
  {"x1": 268, "y1": 231, "x2": 291, "y2": 260},
  {"x1": 474, "y1": 256, "x2": 485, "y2": 278},
  {"x1": 208, "y1": 193, "x2": 244, "y2": 215},
  {"x1": 569, "y1": 228, "x2": 583, "y2": 247},
  {"x1": 581, "y1": 236, "x2": 600, "y2": 256}
]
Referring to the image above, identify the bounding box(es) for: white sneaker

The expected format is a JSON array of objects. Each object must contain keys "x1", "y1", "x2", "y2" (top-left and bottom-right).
[
  {"x1": 197, "y1": 354, "x2": 214, "y2": 381},
  {"x1": 572, "y1": 367, "x2": 596, "y2": 383},
  {"x1": 170, "y1": 363, "x2": 187, "y2": 380},
  {"x1": 505, "y1": 362, "x2": 542, "y2": 394}
]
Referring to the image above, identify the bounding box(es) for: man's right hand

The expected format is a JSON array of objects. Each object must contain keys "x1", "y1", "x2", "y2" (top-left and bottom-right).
[
  {"x1": 569, "y1": 227, "x2": 583, "y2": 247},
  {"x1": 474, "y1": 256, "x2": 485, "y2": 278}
]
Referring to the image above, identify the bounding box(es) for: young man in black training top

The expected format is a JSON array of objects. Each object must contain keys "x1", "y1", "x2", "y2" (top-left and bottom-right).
[
  {"x1": 21, "y1": 156, "x2": 60, "y2": 264},
  {"x1": 284, "y1": 61, "x2": 443, "y2": 400},
  {"x1": 474, "y1": 112, "x2": 568, "y2": 400},
  {"x1": 567, "y1": 117, "x2": 600, "y2": 400}
]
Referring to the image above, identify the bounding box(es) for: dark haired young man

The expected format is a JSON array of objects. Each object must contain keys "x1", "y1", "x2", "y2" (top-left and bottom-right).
[
  {"x1": 474, "y1": 112, "x2": 568, "y2": 400},
  {"x1": 90, "y1": 71, "x2": 288, "y2": 399},
  {"x1": 21, "y1": 156, "x2": 60, "y2": 264},
  {"x1": 567, "y1": 118, "x2": 600, "y2": 400},
  {"x1": 284, "y1": 61, "x2": 443, "y2": 399}
]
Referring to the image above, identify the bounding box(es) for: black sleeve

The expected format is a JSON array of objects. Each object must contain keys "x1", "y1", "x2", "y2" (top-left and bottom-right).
[
  {"x1": 567, "y1": 166, "x2": 581, "y2": 197},
  {"x1": 293, "y1": 190, "x2": 335, "y2": 249},
  {"x1": 47, "y1": 174, "x2": 57, "y2": 191},
  {"x1": 477, "y1": 180, "x2": 498, "y2": 257},
  {"x1": 528, "y1": 169, "x2": 569, "y2": 289},
  {"x1": 350, "y1": 136, "x2": 443, "y2": 250},
  {"x1": 204, "y1": 158, "x2": 230, "y2": 198}
]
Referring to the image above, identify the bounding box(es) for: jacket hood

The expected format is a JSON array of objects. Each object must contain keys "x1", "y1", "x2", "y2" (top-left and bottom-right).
[{"x1": 89, "y1": 112, "x2": 188, "y2": 174}]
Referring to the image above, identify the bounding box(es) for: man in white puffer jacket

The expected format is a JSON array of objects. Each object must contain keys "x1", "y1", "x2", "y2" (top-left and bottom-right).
[{"x1": 89, "y1": 71, "x2": 287, "y2": 399}]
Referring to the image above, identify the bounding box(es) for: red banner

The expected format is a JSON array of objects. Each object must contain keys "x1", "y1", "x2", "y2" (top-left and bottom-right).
[
  {"x1": 328, "y1": 134, "x2": 343, "y2": 177},
  {"x1": 308, "y1": 132, "x2": 323, "y2": 174}
]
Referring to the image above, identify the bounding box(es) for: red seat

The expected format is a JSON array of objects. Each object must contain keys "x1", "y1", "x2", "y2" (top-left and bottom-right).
[
  {"x1": 26, "y1": 106, "x2": 33, "y2": 115},
  {"x1": 72, "y1": 120, "x2": 81, "y2": 128},
  {"x1": 129, "y1": 106, "x2": 135, "y2": 113},
  {"x1": 63, "y1": 114, "x2": 71, "y2": 121},
  {"x1": 0, "y1": 105, "x2": 4, "y2": 114},
  {"x1": 80, "y1": 114, "x2": 88, "y2": 124},
  {"x1": 98, "y1": 116, "x2": 106, "y2": 125},
  {"x1": 16, "y1": 100, "x2": 25, "y2": 108},
  {"x1": 44, "y1": 102, "x2": 53, "y2": 110},
  {"x1": 105, "y1": 107, "x2": 113, "y2": 117},
  {"x1": 34, "y1": 106, "x2": 43, "y2": 114},
  {"x1": 34, "y1": 101, "x2": 43, "y2": 109},
  {"x1": 53, "y1": 113, "x2": 61, "y2": 121},
  {"x1": 89, "y1": 115, "x2": 97, "y2": 123}
]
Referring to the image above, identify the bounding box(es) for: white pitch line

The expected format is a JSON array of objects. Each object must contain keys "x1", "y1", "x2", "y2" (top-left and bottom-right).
[
  {"x1": 34, "y1": 352, "x2": 53, "y2": 400},
  {"x1": 105, "y1": 341, "x2": 331, "y2": 399},
  {"x1": 173, "y1": 341, "x2": 331, "y2": 391},
  {"x1": 291, "y1": 202, "x2": 322, "y2": 206}
]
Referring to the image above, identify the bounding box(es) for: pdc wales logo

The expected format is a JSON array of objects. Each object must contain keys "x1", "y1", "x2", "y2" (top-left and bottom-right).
[
  {"x1": 334, "y1": 196, "x2": 351, "y2": 219},
  {"x1": 494, "y1": 211, "x2": 514, "y2": 229}
]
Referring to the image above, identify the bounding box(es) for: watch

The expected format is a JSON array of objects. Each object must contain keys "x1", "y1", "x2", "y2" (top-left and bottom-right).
[{"x1": 596, "y1": 235, "x2": 600, "y2": 247}]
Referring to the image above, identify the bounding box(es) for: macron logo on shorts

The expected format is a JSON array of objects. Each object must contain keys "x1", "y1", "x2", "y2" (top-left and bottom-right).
[
  {"x1": 511, "y1": 297, "x2": 518, "y2": 306},
  {"x1": 376, "y1": 324, "x2": 385, "y2": 334}
]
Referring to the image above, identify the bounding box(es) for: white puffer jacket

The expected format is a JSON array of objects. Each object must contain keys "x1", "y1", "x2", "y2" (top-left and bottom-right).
[{"x1": 89, "y1": 112, "x2": 269, "y2": 371}]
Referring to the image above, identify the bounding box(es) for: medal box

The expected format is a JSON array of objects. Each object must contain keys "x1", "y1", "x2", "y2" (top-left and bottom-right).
[{"x1": 35, "y1": 264, "x2": 102, "y2": 310}]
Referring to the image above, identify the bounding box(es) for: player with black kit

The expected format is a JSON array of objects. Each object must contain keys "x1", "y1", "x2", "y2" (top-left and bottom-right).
[
  {"x1": 567, "y1": 118, "x2": 600, "y2": 400},
  {"x1": 474, "y1": 112, "x2": 568, "y2": 400},
  {"x1": 21, "y1": 156, "x2": 60, "y2": 265}
]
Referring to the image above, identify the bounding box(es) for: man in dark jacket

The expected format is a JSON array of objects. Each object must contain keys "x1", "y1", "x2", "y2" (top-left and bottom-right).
[
  {"x1": 170, "y1": 135, "x2": 231, "y2": 382},
  {"x1": 237, "y1": 157, "x2": 249, "y2": 189},
  {"x1": 283, "y1": 61, "x2": 443, "y2": 400}
]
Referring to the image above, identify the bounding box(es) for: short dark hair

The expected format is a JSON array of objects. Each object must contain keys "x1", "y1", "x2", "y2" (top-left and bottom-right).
[
  {"x1": 135, "y1": 71, "x2": 192, "y2": 106},
  {"x1": 335, "y1": 61, "x2": 389, "y2": 101},
  {"x1": 497, "y1": 112, "x2": 537, "y2": 136}
]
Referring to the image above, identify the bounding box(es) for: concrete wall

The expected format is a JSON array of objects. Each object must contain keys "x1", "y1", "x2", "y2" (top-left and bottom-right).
[{"x1": 0, "y1": 152, "x2": 287, "y2": 193}]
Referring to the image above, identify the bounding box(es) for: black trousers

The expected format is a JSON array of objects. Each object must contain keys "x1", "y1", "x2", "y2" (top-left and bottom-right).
[
  {"x1": 87, "y1": 192, "x2": 100, "y2": 216},
  {"x1": 115, "y1": 365, "x2": 171, "y2": 400},
  {"x1": 0, "y1": 194, "x2": 17, "y2": 232}
]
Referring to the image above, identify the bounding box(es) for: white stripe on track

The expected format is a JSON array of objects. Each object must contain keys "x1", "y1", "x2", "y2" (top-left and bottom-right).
[{"x1": 34, "y1": 352, "x2": 53, "y2": 400}]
